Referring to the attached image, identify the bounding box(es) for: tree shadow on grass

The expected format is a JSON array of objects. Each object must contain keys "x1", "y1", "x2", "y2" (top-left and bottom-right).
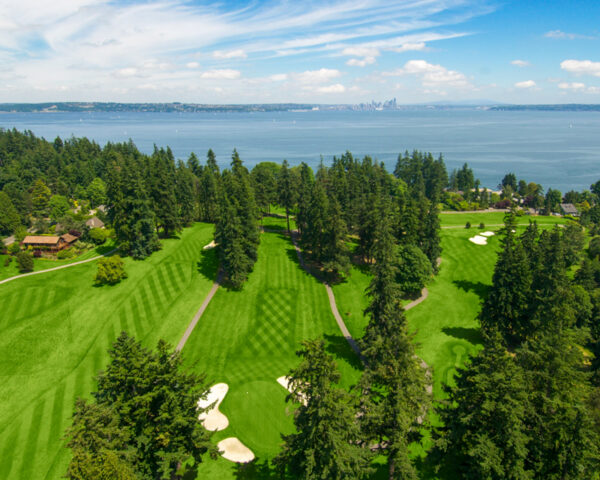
[
  {"x1": 95, "y1": 244, "x2": 117, "y2": 255},
  {"x1": 323, "y1": 333, "x2": 363, "y2": 371},
  {"x1": 196, "y1": 248, "x2": 219, "y2": 281},
  {"x1": 442, "y1": 326, "x2": 483, "y2": 345},
  {"x1": 233, "y1": 458, "x2": 279, "y2": 480},
  {"x1": 452, "y1": 279, "x2": 489, "y2": 301}
]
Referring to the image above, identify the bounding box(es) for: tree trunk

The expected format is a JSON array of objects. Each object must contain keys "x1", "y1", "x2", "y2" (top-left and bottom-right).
[{"x1": 388, "y1": 457, "x2": 395, "y2": 480}]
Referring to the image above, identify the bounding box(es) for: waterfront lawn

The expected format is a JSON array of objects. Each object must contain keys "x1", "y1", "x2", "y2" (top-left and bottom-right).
[
  {"x1": 0, "y1": 223, "x2": 217, "y2": 480},
  {"x1": 183, "y1": 231, "x2": 361, "y2": 479}
]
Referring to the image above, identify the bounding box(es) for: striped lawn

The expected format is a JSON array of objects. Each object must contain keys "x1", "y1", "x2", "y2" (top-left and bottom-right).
[
  {"x1": 182, "y1": 231, "x2": 361, "y2": 479},
  {"x1": 0, "y1": 223, "x2": 217, "y2": 480}
]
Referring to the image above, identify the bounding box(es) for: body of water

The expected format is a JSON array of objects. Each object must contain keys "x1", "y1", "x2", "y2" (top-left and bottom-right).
[{"x1": 1, "y1": 109, "x2": 599, "y2": 192}]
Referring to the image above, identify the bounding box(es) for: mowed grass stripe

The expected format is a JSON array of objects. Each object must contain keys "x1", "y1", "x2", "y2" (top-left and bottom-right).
[
  {"x1": 0, "y1": 421, "x2": 21, "y2": 479},
  {"x1": 18, "y1": 398, "x2": 46, "y2": 479}
]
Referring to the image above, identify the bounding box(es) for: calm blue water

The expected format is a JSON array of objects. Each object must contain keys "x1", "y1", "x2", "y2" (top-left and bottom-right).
[{"x1": 1, "y1": 109, "x2": 599, "y2": 192}]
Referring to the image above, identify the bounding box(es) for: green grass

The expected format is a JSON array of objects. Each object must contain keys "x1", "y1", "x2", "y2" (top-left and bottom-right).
[
  {"x1": 0, "y1": 223, "x2": 217, "y2": 480},
  {"x1": 182, "y1": 231, "x2": 360, "y2": 479},
  {"x1": 440, "y1": 211, "x2": 569, "y2": 227},
  {"x1": 0, "y1": 239, "x2": 117, "y2": 281}
]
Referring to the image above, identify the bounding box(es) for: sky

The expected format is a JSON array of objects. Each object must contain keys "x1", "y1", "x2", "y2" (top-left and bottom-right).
[{"x1": 1, "y1": 0, "x2": 599, "y2": 104}]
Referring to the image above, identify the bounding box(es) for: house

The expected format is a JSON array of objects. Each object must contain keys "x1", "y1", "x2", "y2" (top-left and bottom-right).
[
  {"x1": 21, "y1": 234, "x2": 76, "y2": 252},
  {"x1": 560, "y1": 203, "x2": 579, "y2": 217},
  {"x1": 86, "y1": 216, "x2": 105, "y2": 229},
  {"x1": 21, "y1": 235, "x2": 62, "y2": 252}
]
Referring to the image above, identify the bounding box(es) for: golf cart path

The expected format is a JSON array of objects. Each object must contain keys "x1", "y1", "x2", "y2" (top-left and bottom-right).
[
  {"x1": 288, "y1": 231, "x2": 436, "y2": 360},
  {"x1": 0, "y1": 249, "x2": 117, "y2": 285},
  {"x1": 176, "y1": 270, "x2": 223, "y2": 352}
]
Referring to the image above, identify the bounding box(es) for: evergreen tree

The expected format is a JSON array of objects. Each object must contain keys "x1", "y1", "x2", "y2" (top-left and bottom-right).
[
  {"x1": 0, "y1": 190, "x2": 20, "y2": 235},
  {"x1": 277, "y1": 159, "x2": 296, "y2": 233},
  {"x1": 198, "y1": 149, "x2": 220, "y2": 222},
  {"x1": 275, "y1": 338, "x2": 370, "y2": 479},
  {"x1": 31, "y1": 178, "x2": 51, "y2": 215},
  {"x1": 418, "y1": 198, "x2": 442, "y2": 272},
  {"x1": 295, "y1": 162, "x2": 314, "y2": 236},
  {"x1": 436, "y1": 332, "x2": 531, "y2": 480},
  {"x1": 250, "y1": 162, "x2": 278, "y2": 215},
  {"x1": 174, "y1": 162, "x2": 196, "y2": 226},
  {"x1": 321, "y1": 196, "x2": 350, "y2": 280},
  {"x1": 518, "y1": 328, "x2": 600, "y2": 478},
  {"x1": 149, "y1": 147, "x2": 181, "y2": 237},
  {"x1": 360, "y1": 198, "x2": 430, "y2": 480},
  {"x1": 396, "y1": 244, "x2": 432, "y2": 298}
]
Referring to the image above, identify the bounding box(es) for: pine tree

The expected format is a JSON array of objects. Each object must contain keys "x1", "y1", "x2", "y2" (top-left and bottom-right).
[
  {"x1": 31, "y1": 178, "x2": 51, "y2": 215},
  {"x1": 275, "y1": 338, "x2": 371, "y2": 479},
  {"x1": 419, "y1": 198, "x2": 442, "y2": 272},
  {"x1": 360, "y1": 198, "x2": 430, "y2": 480},
  {"x1": 0, "y1": 190, "x2": 21, "y2": 235},
  {"x1": 149, "y1": 147, "x2": 181, "y2": 237},
  {"x1": 174, "y1": 161, "x2": 196, "y2": 226},
  {"x1": 436, "y1": 332, "x2": 531, "y2": 479},
  {"x1": 322, "y1": 196, "x2": 350, "y2": 280},
  {"x1": 198, "y1": 149, "x2": 220, "y2": 222},
  {"x1": 295, "y1": 162, "x2": 314, "y2": 236},
  {"x1": 277, "y1": 159, "x2": 296, "y2": 233},
  {"x1": 302, "y1": 182, "x2": 328, "y2": 261}
]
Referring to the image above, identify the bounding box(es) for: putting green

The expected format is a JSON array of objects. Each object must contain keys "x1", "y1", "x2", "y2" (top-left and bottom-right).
[{"x1": 0, "y1": 223, "x2": 217, "y2": 479}]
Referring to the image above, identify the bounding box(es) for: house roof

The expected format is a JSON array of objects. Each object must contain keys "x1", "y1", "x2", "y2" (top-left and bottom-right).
[
  {"x1": 22, "y1": 235, "x2": 60, "y2": 245},
  {"x1": 560, "y1": 203, "x2": 579, "y2": 214},
  {"x1": 61, "y1": 233, "x2": 78, "y2": 244},
  {"x1": 86, "y1": 216, "x2": 105, "y2": 228}
]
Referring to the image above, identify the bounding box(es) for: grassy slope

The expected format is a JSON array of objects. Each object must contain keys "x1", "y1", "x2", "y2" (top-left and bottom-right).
[
  {"x1": 0, "y1": 239, "x2": 117, "y2": 281},
  {"x1": 183, "y1": 231, "x2": 361, "y2": 479},
  {"x1": 440, "y1": 211, "x2": 567, "y2": 227},
  {"x1": 0, "y1": 223, "x2": 217, "y2": 480}
]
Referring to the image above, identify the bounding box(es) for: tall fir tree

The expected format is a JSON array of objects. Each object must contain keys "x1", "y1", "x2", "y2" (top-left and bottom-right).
[
  {"x1": 277, "y1": 159, "x2": 296, "y2": 233},
  {"x1": 148, "y1": 147, "x2": 181, "y2": 237},
  {"x1": 275, "y1": 338, "x2": 371, "y2": 479}
]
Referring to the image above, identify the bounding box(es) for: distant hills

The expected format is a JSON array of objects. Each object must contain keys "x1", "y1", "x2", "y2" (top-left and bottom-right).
[{"x1": 1, "y1": 101, "x2": 599, "y2": 113}]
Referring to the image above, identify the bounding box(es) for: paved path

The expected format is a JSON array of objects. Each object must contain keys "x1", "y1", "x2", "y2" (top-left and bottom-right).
[
  {"x1": 176, "y1": 270, "x2": 223, "y2": 352},
  {"x1": 0, "y1": 249, "x2": 117, "y2": 285}
]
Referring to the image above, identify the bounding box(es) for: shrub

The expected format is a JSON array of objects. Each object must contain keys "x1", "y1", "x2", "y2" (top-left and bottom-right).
[
  {"x1": 88, "y1": 227, "x2": 108, "y2": 245},
  {"x1": 479, "y1": 222, "x2": 485, "y2": 229},
  {"x1": 33, "y1": 250, "x2": 42, "y2": 258},
  {"x1": 465, "y1": 221, "x2": 471, "y2": 229},
  {"x1": 95, "y1": 255, "x2": 127, "y2": 285},
  {"x1": 69, "y1": 229, "x2": 82, "y2": 238},
  {"x1": 57, "y1": 248, "x2": 76, "y2": 259},
  {"x1": 589, "y1": 236, "x2": 600, "y2": 259},
  {"x1": 4, "y1": 256, "x2": 12, "y2": 267},
  {"x1": 9, "y1": 242, "x2": 21, "y2": 255},
  {"x1": 16, "y1": 251, "x2": 34, "y2": 272}
]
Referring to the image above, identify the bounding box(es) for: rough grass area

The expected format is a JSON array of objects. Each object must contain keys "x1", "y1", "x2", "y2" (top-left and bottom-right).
[
  {"x1": 0, "y1": 224, "x2": 217, "y2": 480},
  {"x1": 183, "y1": 231, "x2": 361, "y2": 479},
  {"x1": 0, "y1": 239, "x2": 117, "y2": 281}
]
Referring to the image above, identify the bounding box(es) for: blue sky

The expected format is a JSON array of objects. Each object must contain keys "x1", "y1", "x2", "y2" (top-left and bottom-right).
[{"x1": 1, "y1": 0, "x2": 599, "y2": 103}]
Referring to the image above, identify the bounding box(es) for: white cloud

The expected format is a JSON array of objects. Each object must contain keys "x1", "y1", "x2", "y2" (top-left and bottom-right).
[
  {"x1": 390, "y1": 42, "x2": 426, "y2": 53},
  {"x1": 347, "y1": 57, "x2": 376, "y2": 67},
  {"x1": 200, "y1": 69, "x2": 241, "y2": 79},
  {"x1": 342, "y1": 47, "x2": 379, "y2": 58},
  {"x1": 115, "y1": 67, "x2": 140, "y2": 78},
  {"x1": 560, "y1": 59, "x2": 600, "y2": 77},
  {"x1": 186, "y1": 62, "x2": 200, "y2": 69},
  {"x1": 383, "y1": 60, "x2": 469, "y2": 88},
  {"x1": 269, "y1": 73, "x2": 288, "y2": 81},
  {"x1": 511, "y1": 59, "x2": 530, "y2": 67},
  {"x1": 545, "y1": 30, "x2": 594, "y2": 40},
  {"x1": 296, "y1": 68, "x2": 341, "y2": 84},
  {"x1": 315, "y1": 83, "x2": 346, "y2": 93},
  {"x1": 515, "y1": 80, "x2": 536, "y2": 88},
  {"x1": 213, "y1": 49, "x2": 247, "y2": 60},
  {"x1": 558, "y1": 82, "x2": 585, "y2": 90}
]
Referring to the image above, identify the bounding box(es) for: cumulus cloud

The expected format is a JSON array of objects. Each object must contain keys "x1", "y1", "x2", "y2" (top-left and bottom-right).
[
  {"x1": 269, "y1": 73, "x2": 288, "y2": 81},
  {"x1": 296, "y1": 68, "x2": 341, "y2": 84},
  {"x1": 342, "y1": 47, "x2": 379, "y2": 67},
  {"x1": 315, "y1": 83, "x2": 345, "y2": 93},
  {"x1": 558, "y1": 82, "x2": 585, "y2": 90},
  {"x1": 383, "y1": 60, "x2": 469, "y2": 88},
  {"x1": 545, "y1": 30, "x2": 595, "y2": 40},
  {"x1": 213, "y1": 49, "x2": 247, "y2": 59},
  {"x1": 511, "y1": 59, "x2": 530, "y2": 67},
  {"x1": 390, "y1": 42, "x2": 426, "y2": 53},
  {"x1": 200, "y1": 69, "x2": 241, "y2": 79},
  {"x1": 560, "y1": 59, "x2": 600, "y2": 77},
  {"x1": 186, "y1": 62, "x2": 200, "y2": 69},
  {"x1": 515, "y1": 80, "x2": 536, "y2": 88}
]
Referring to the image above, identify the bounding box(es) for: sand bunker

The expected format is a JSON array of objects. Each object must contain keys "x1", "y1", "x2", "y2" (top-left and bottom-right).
[
  {"x1": 469, "y1": 235, "x2": 487, "y2": 245},
  {"x1": 203, "y1": 240, "x2": 217, "y2": 250},
  {"x1": 198, "y1": 383, "x2": 229, "y2": 431},
  {"x1": 277, "y1": 376, "x2": 308, "y2": 405},
  {"x1": 480, "y1": 231, "x2": 495, "y2": 237},
  {"x1": 218, "y1": 437, "x2": 255, "y2": 463}
]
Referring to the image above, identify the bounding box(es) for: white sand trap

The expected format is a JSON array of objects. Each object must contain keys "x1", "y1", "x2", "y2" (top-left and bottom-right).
[
  {"x1": 277, "y1": 376, "x2": 308, "y2": 405},
  {"x1": 198, "y1": 383, "x2": 229, "y2": 431},
  {"x1": 469, "y1": 235, "x2": 488, "y2": 245},
  {"x1": 480, "y1": 231, "x2": 495, "y2": 237},
  {"x1": 218, "y1": 437, "x2": 255, "y2": 463},
  {"x1": 203, "y1": 240, "x2": 217, "y2": 250}
]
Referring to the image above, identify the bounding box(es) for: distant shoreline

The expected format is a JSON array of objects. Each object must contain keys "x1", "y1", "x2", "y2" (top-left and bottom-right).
[{"x1": 1, "y1": 102, "x2": 600, "y2": 114}]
